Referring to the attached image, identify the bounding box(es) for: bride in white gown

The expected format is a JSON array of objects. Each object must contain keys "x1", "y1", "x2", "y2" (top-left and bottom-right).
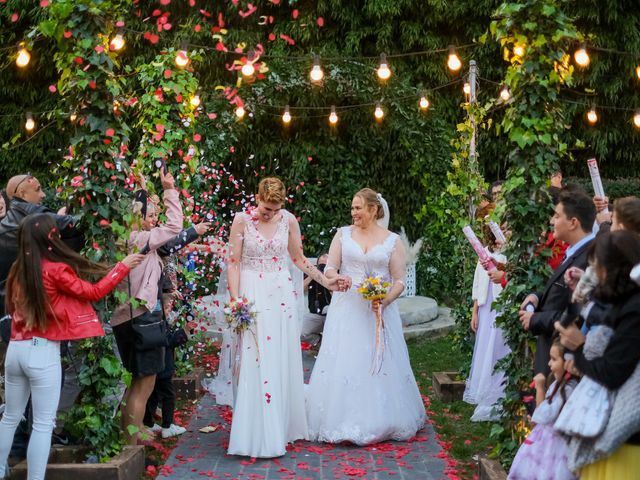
[
  {"x1": 225, "y1": 178, "x2": 338, "y2": 458},
  {"x1": 306, "y1": 188, "x2": 426, "y2": 445}
]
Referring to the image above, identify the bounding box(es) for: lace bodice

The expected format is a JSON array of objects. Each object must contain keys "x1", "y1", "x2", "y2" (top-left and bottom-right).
[
  {"x1": 338, "y1": 226, "x2": 400, "y2": 285},
  {"x1": 240, "y1": 211, "x2": 290, "y2": 273}
]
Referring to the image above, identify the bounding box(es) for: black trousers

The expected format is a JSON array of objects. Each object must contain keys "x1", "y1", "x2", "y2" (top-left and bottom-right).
[{"x1": 143, "y1": 377, "x2": 175, "y2": 429}]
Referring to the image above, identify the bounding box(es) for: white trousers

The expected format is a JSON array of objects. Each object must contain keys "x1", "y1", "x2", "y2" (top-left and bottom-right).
[{"x1": 0, "y1": 339, "x2": 61, "y2": 480}]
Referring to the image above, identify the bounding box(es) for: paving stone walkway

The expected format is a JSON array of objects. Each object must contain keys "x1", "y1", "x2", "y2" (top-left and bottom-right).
[{"x1": 161, "y1": 354, "x2": 447, "y2": 480}]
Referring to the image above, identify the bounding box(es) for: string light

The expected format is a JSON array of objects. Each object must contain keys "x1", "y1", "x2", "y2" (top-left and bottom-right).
[
  {"x1": 636, "y1": 65, "x2": 640, "y2": 80},
  {"x1": 190, "y1": 92, "x2": 201, "y2": 108},
  {"x1": 377, "y1": 53, "x2": 391, "y2": 81},
  {"x1": 463, "y1": 82, "x2": 471, "y2": 96},
  {"x1": 586, "y1": 104, "x2": 598, "y2": 124},
  {"x1": 235, "y1": 105, "x2": 246, "y2": 119},
  {"x1": 574, "y1": 43, "x2": 590, "y2": 68},
  {"x1": 500, "y1": 85, "x2": 511, "y2": 101},
  {"x1": 419, "y1": 94, "x2": 430, "y2": 111},
  {"x1": 241, "y1": 61, "x2": 255, "y2": 78},
  {"x1": 329, "y1": 105, "x2": 338, "y2": 125},
  {"x1": 175, "y1": 49, "x2": 190, "y2": 68},
  {"x1": 282, "y1": 105, "x2": 292, "y2": 124},
  {"x1": 109, "y1": 32, "x2": 125, "y2": 51},
  {"x1": 447, "y1": 45, "x2": 462, "y2": 72},
  {"x1": 24, "y1": 112, "x2": 35, "y2": 132},
  {"x1": 513, "y1": 44, "x2": 525, "y2": 57},
  {"x1": 634, "y1": 111, "x2": 640, "y2": 128},
  {"x1": 310, "y1": 55, "x2": 324, "y2": 84},
  {"x1": 374, "y1": 102, "x2": 384, "y2": 120},
  {"x1": 16, "y1": 44, "x2": 31, "y2": 68},
  {"x1": 69, "y1": 112, "x2": 77, "y2": 122}
]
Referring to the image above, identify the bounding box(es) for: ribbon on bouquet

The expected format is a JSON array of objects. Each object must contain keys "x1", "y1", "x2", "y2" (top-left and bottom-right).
[
  {"x1": 370, "y1": 299, "x2": 388, "y2": 375},
  {"x1": 356, "y1": 271, "x2": 391, "y2": 375}
]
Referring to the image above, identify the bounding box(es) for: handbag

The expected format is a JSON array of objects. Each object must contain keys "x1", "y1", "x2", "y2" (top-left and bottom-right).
[
  {"x1": 127, "y1": 269, "x2": 167, "y2": 351},
  {"x1": 130, "y1": 310, "x2": 167, "y2": 350},
  {"x1": 554, "y1": 376, "x2": 612, "y2": 438}
]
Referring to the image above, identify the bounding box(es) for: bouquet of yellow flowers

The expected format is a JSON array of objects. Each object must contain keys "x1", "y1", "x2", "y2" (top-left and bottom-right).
[
  {"x1": 356, "y1": 274, "x2": 391, "y2": 374},
  {"x1": 356, "y1": 274, "x2": 391, "y2": 301}
]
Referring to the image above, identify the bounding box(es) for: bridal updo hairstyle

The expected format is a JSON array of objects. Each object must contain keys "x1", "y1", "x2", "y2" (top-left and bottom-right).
[
  {"x1": 258, "y1": 177, "x2": 286, "y2": 204},
  {"x1": 354, "y1": 188, "x2": 384, "y2": 220}
]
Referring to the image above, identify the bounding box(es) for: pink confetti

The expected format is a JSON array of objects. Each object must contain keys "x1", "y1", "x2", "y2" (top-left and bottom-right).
[{"x1": 238, "y1": 3, "x2": 257, "y2": 18}]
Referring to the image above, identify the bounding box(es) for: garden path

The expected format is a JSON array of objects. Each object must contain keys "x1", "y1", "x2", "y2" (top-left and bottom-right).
[{"x1": 160, "y1": 353, "x2": 448, "y2": 479}]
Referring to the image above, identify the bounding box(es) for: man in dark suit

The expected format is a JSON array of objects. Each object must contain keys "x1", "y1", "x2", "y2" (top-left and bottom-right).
[{"x1": 519, "y1": 189, "x2": 596, "y2": 375}]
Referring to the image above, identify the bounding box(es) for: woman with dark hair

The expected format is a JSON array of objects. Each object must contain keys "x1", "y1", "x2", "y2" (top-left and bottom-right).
[
  {"x1": 0, "y1": 213, "x2": 142, "y2": 480},
  {"x1": 556, "y1": 230, "x2": 640, "y2": 478}
]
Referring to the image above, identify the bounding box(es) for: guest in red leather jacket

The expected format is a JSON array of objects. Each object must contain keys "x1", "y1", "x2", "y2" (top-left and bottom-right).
[{"x1": 0, "y1": 213, "x2": 143, "y2": 480}]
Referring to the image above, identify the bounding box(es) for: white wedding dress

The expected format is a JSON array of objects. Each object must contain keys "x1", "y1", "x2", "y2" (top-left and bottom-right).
[
  {"x1": 227, "y1": 210, "x2": 308, "y2": 457},
  {"x1": 306, "y1": 226, "x2": 426, "y2": 445}
]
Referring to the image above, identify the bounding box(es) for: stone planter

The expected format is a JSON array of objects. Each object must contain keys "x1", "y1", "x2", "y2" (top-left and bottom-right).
[
  {"x1": 173, "y1": 367, "x2": 205, "y2": 400},
  {"x1": 479, "y1": 456, "x2": 507, "y2": 480},
  {"x1": 432, "y1": 371, "x2": 465, "y2": 402},
  {"x1": 12, "y1": 445, "x2": 144, "y2": 480}
]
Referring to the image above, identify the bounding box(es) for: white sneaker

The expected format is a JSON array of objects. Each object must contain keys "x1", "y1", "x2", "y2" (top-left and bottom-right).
[
  {"x1": 150, "y1": 423, "x2": 163, "y2": 434},
  {"x1": 161, "y1": 424, "x2": 186, "y2": 439}
]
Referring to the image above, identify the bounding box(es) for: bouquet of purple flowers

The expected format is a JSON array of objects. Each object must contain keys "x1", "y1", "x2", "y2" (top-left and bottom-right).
[{"x1": 223, "y1": 297, "x2": 257, "y2": 334}]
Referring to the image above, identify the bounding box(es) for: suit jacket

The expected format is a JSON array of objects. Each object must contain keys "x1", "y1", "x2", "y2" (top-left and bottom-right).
[{"x1": 529, "y1": 237, "x2": 593, "y2": 374}]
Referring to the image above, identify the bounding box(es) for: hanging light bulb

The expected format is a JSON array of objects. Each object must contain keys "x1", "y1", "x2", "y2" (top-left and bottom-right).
[
  {"x1": 586, "y1": 105, "x2": 598, "y2": 124},
  {"x1": 574, "y1": 43, "x2": 590, "y2": 68},
  {"x1": 500, "y1": 85, "x2": 511, "y2": 101},
  {"x1": 419, "y1": 94, "x2": 430, "y2": 111},
  {"x1": 634, "y1": 111, "x2": 640, "y2": 128},
  {"x1": 16, "y1": 44, "x2": 31, "y2": 68},
  {"x1": 24, "y1": 112, "x2": 35, "y2": 132},
  {"x1": 513, "y1": 44, "x2": 525, "y2": 57},
  {"x1": 374, "y1": 102, "x2": 384, "y2": 120},
  {"x1": 109, "y1": 32, "x2": 125, "y2": 51},
  {"x1": 175, "y1": 49, "x2": 190, "y2": 68},
  {"x1": 282, "y1": 105, "x2": 292, "y2": 125},
  {"x1": 463, "y1": 82, "x2": 471, "y2": 96},
  {"x1": 447, "y1": 45, "x2": 462, "y2": 72},
  {"x1": 235, "y1": 105, "x2": 246, "y2": 119},
  {"x1": 190, "y1": 92, "x2": 201, "y2": 108},
  {"x1": 69, "y1": 111, "x2": 77, "y2": 122},
  {"x1": 329, "y1": 105, "x2": 338, "y2": 125},
  {"x1": 377, "y1": 53, "x2": 391, "y2": 81},
  {"x1": 310, "y1": 55, "x2": 324, "y2": 84}
]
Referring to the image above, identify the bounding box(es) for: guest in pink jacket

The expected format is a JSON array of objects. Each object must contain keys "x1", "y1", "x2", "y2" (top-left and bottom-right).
[{"x1": 111, "y1": 169, "x2": 183, "y2": 445}]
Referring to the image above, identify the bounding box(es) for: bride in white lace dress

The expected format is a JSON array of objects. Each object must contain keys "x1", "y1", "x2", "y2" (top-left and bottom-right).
[
  {"x1": 306, "y1": 188, "x2": 426, "y2": 445},
  {"x1": 226, "y1": 178, "x2": 338, "y2": 458}
]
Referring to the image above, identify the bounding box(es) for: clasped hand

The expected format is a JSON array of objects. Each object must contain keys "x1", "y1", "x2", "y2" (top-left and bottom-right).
[{"x1": 335, "y1": 275, "x2": 352, "y2": 292}]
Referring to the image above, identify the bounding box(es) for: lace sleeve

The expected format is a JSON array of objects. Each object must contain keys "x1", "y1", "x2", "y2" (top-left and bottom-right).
[
  {"x1": 325, "y1": 229, "x2": 343, "y2": 273},
  {"x1": 389, "y1": 237, "x2": 407, "y2": 286}
]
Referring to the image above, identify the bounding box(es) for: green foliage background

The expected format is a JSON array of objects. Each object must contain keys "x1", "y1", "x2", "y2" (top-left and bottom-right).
[{"x1": 1, "y1": 0, "x2": 640, "y2": 464}]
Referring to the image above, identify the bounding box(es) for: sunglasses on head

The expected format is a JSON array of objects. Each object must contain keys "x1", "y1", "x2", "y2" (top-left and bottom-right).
[{"x1": 12, "y1": 173, "x2": 33, "y2": 197}]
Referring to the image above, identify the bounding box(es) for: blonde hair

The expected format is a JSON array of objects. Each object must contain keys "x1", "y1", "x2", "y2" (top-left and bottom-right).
[
  {"x1": 354, "y1": 188, "x2": 384, "y2": 220},
  {"x1": 258, "y1": 177, "x2": 286, "y2": 204}
]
